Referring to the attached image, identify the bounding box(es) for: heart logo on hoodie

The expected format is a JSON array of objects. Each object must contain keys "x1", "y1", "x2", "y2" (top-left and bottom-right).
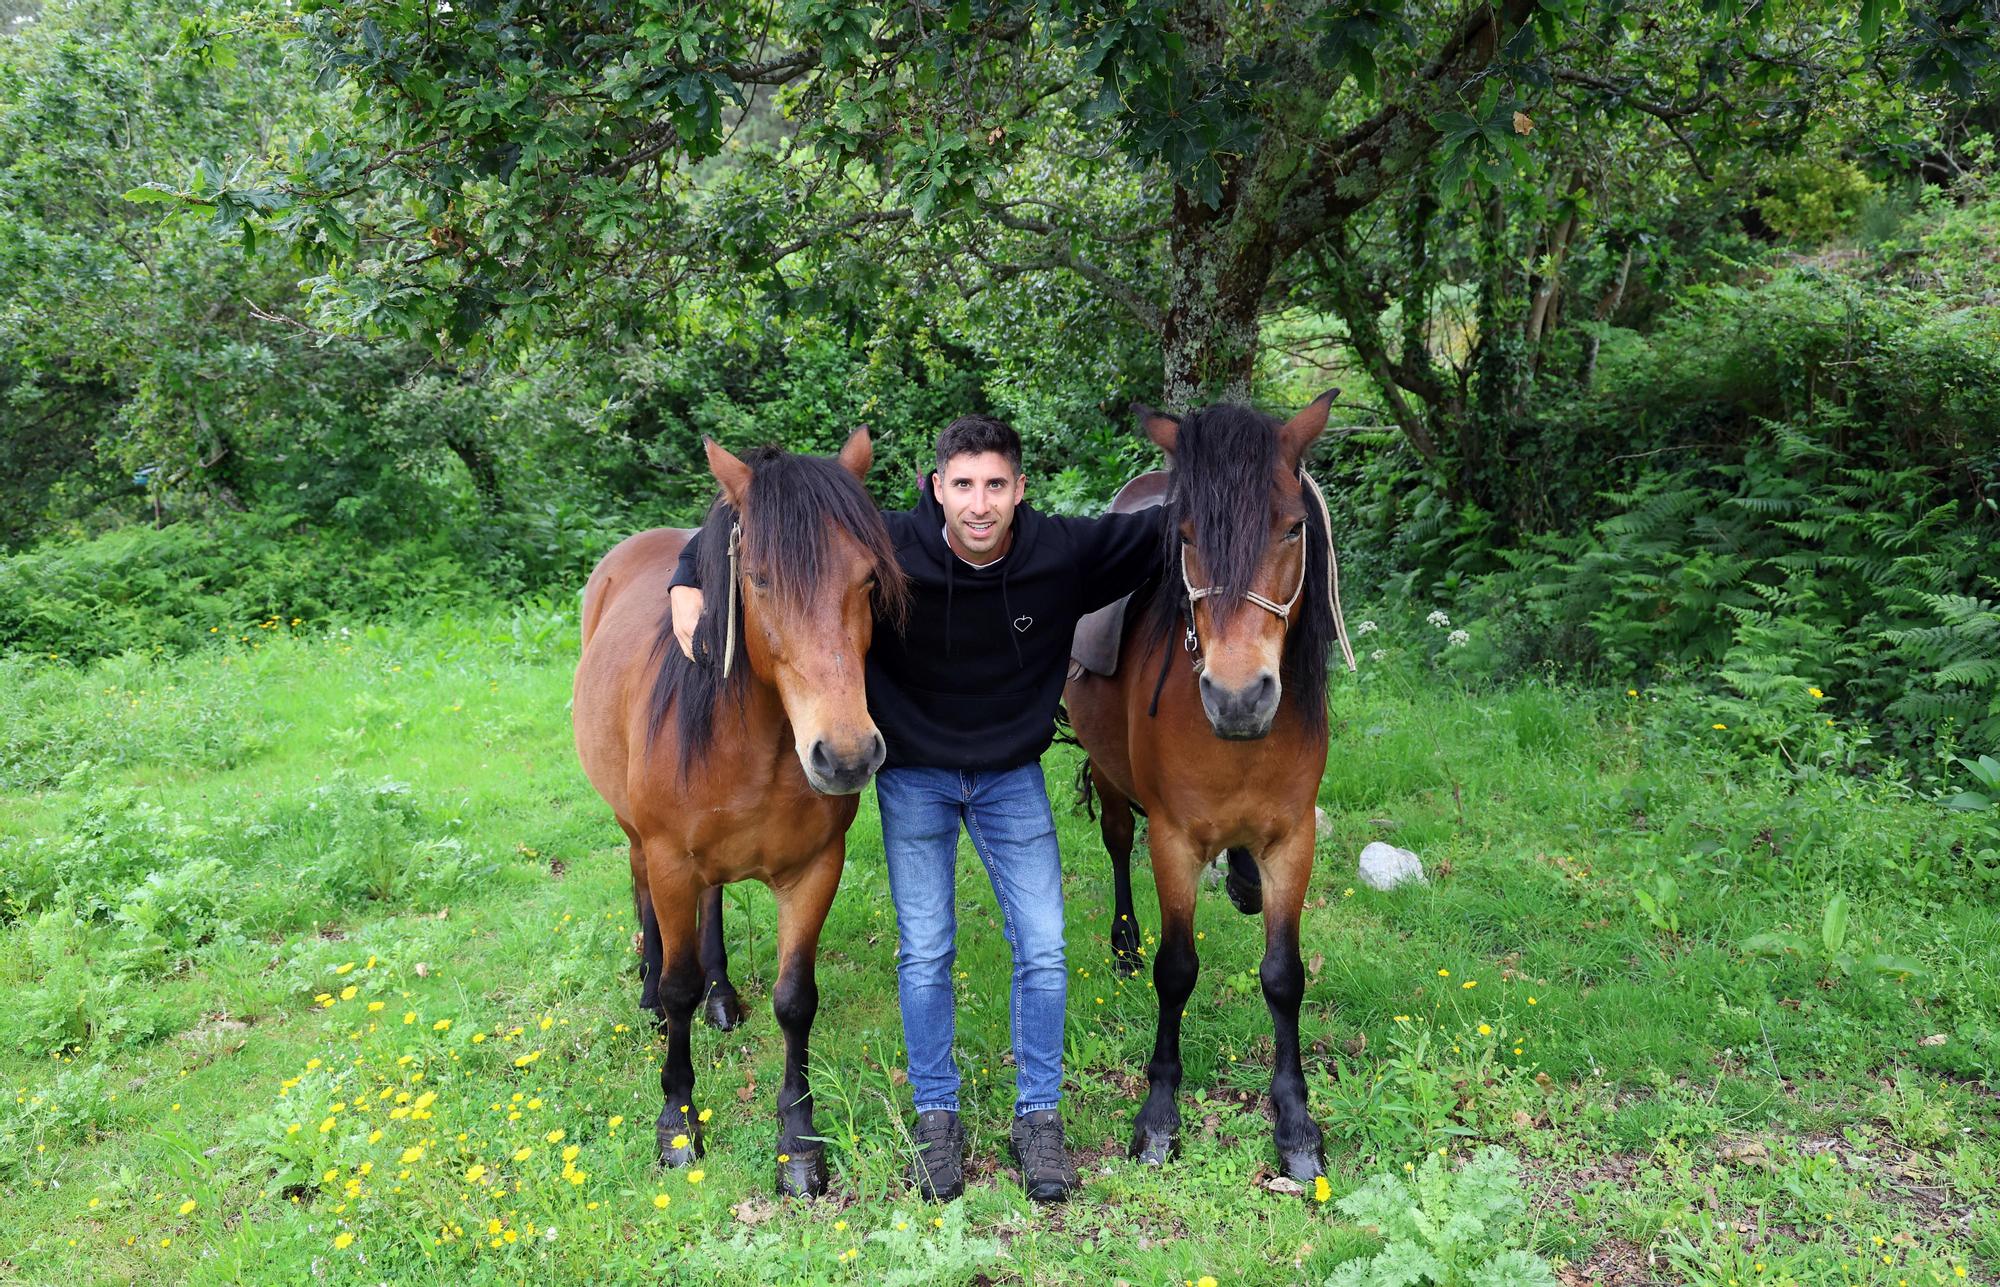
[{"x1": 1013, "y1": 616, "x2": 1033, "y2": 633}]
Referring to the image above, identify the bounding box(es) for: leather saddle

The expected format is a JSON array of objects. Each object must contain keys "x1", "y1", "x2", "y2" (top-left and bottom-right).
[{"x1": 1069, "y1": 470, "x2": 1170, "y2": 678}]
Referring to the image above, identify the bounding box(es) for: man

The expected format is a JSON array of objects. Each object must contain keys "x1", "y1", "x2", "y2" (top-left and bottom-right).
[{"x1": 668, "y1": 415, "x2": 1161, "y2": 1202}]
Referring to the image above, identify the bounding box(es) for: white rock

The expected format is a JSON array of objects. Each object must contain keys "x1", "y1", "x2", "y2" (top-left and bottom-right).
[
  {"x1": 1357, "y1": 842, "x2": 1425, "y2": 891},
  {"x1": 1315, "y1": 805, "x2": 1331, "y2": 839}
]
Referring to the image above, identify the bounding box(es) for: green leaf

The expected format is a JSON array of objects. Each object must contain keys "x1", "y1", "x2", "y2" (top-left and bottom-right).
[
  {"x1": 1821, "y1": 892, "x2": 1849, "y2": 958},
  {"x1": 1743, "y1": 931, "x2": 1811, "y2": 957},
  {"x1": 121, "y1": 186, "x2": 181, "y2": 204}
]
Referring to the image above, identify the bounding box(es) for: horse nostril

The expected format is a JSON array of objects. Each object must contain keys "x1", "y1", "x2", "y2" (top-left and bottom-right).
[{"x1": 808, "y1": 739, "x2": 835, "y2": 775}]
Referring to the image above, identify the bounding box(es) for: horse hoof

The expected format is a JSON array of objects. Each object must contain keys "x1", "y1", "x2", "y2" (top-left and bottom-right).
[
  {"x1": 1279, "y1": 1145, "x2": 1326, "y2": 1184},
  {"x1": 703, "y1": 987, "x2": 744, "y2": 1031},
  {"x1": 1129, "y1": 1129, "x2": 1178, "y2": 1167},
  {"x1": 1224, "y1": 868, "x2": 1263, "y2": 915},
  {"x1": 776, "y1": 1147, "x2": 830, "y2": 1198},
  {"x1": 656, "y1": 1119, "x2": 704, "y2": 1168}
]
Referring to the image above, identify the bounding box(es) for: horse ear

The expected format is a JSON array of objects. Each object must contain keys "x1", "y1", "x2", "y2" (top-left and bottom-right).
[
  {"x1": 836, "y1": 426, "x2": 873, "y2": 481},
  {"x1": 703, "y1": 438, "x2": 753, "y2": 510},
  {"x1": 1278, "y1": 388, "x2": 1338, "y2": 466},
  {"x1": 1133, "y1": 402, "x2": 1181, "y2": 455}
]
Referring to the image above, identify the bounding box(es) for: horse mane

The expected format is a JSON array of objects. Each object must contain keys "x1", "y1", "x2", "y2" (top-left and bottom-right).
[
  {"x1": 1140, "y1": 404, "x2": 1335, "y2": 735},
  {"x1": 645, "y1": 446, "x2": 909, "y2": 775}
]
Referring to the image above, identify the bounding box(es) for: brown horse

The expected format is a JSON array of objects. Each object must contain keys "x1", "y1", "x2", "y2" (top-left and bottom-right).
[
  {"x1": 573, "y1": 430, "x2": 906, "y2": 1197},
  {"x1": 1064, "y1": 392, "x2": 1346, "y2": 1183}
]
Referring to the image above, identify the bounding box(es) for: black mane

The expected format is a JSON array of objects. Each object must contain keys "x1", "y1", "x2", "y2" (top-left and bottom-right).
[
  {"x1": 1141, "y1": 404, "x2": 1335, "y2": 734},
  {"x1": 646, "y1": 447, "x2": 907, "y2": 774}
]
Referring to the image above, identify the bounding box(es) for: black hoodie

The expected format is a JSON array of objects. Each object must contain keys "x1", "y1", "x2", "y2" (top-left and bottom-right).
[{"x1": 668, "y1": 474, "x2": 1162, "y2": 770}]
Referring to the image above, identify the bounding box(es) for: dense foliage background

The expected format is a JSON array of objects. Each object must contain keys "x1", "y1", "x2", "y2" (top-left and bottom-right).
[{"x1": 4, "y1": 0, "x2": 1997, "y2": 768}]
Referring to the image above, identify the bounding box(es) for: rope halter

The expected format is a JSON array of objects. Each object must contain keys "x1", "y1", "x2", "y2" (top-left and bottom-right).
[{"x1": 1177, "y1": 469, "x2": 1358, "y2": 674}]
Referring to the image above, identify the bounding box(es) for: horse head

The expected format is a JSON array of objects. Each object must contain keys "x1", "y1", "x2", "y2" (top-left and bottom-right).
[
  {"x1": 1137, "y1": 390, "x2": 1335, "y2": 740},
  {"x1": 703, "y1": 430, "x2": 907, "y2": 793}
]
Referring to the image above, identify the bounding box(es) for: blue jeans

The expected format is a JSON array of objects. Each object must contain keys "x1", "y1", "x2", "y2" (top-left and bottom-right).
[{"x1": 875, "y1": 763, "x2": 1067, "y2": 1118}]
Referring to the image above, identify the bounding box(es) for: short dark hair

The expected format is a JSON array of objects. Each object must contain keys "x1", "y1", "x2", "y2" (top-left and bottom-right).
[{"x1": 934, "y1": 415, "x2": 1022, "y2": 474}]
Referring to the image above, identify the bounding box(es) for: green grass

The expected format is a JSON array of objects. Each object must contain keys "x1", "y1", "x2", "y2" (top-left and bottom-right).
[{"x1": 0, "y1": 604, "x2": 1994, "y2": 1284}]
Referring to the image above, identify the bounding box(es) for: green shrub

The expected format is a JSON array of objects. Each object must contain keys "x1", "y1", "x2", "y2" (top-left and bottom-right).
[{"x1": 1325, "y1": 1147, "x2": 1559, "y2": 1287}]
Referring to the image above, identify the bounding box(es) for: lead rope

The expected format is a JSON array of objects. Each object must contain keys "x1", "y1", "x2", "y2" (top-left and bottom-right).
[
  {"x1": 721, "y1": 521, "x2": 742, "y2": 680},
  {"x1": 1301, "y1": 471, "x2": 1358, "y2": 673}
]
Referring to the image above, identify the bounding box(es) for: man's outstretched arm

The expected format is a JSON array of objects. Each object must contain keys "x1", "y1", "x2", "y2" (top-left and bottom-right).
[
  {"x1": 667, "y1": 531, "x2": 705, "y2": 661},
  {"x1": 1072, "y1": 505, "x2": 1169, "y2": 614}
]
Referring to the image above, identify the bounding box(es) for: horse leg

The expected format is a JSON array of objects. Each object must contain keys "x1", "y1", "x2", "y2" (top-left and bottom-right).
[
  {"x1": 628, "y1": 834, "x2": 664, "y2": 1019},
  {"x1": 769, "y1": 844, "x2": 844, "y2": 1197},
  {"x1": 1223, "y1": 846, "x2": 1263, "y2": 915},
  {"x1": 1132, "y1": 828, "x2": 1202, "y2": 1166},
  {"x1": 696, "y1": 885, "x2": 745, "y2": 1031},
  {"x1": 1257, "y1": 828, "x2": 1325, "y2": 1182},
  {"x1": 645, "y1": 863, "x2": 706, "y2": 1168},
  {"x1": 1097, "y1": 766, "x2": 1145, "y2": 976}
]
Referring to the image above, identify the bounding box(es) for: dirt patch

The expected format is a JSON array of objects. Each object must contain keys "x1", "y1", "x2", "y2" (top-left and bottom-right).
[{"x1": 1560, "y1": 1236, "x2": 1663, "y2": 1287}]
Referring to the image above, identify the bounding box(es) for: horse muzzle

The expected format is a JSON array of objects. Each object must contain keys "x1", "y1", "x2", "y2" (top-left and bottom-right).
[
  {"x1": 800, "y1": 730, "x2": 887, "y2": 795},
  {"x1": 1199, "y1": 668, "x2": 1281, "y2": 740}
]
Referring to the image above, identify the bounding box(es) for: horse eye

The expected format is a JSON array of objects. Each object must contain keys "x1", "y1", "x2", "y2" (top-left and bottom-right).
[
  {"x1": 1284, "y1": 521, "x2": 1305, "y2": 542},
  {"x1": 861, "y1": 575, "x2": 878, "y2": 591},
  {"x1": 749, "y1": 571, "x2": 770, "y2": 590}
]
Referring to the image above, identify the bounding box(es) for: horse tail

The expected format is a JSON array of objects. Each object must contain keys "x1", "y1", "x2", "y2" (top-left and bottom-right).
[{"x1": 1073, "y1": 754, "x2": 1097, "y2": 822}]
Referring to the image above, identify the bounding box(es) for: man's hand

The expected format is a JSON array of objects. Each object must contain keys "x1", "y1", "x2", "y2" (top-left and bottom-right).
[{"x1": 669, "y1": 585, "x2": 704, "y2": 661}]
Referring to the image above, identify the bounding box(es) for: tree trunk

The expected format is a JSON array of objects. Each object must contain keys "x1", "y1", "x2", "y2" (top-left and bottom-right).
[
  {"x1": 444, "y1": 427, "x2": 504, "y2": 512},
  {"x1": 1160, "y1": 187, "x2": 1266, "y2": 409},
  {"x1": 1576, "y1": 242, "x2": 1634, "y2": 388}
]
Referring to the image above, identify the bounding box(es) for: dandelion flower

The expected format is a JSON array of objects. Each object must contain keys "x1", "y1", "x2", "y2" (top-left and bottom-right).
[
  {"x1": 697, "y1": 1108, "x2": 713, "y2": 1123},
  {"x1": 1462, "y1": 980, "x2": 1477, "y2": 989},
  {"x1": 653, "y1": 1193, "x2": 670, "y2": 1209},
  {"x1": 367, "y1": 1001, "x2": 384, "y2": 1012},
  {"x1": 400, "y1": 1146, "x2": 424, "y2": 1164},
  {"x1": 1313, "y1": 1177, "x2": 1331, "y2": 1203},
  {"x1": 340, "y1": 986, "x2": 358, "y2": 1001},
  {"x1": 433, "y1": 1019, "x2": 452, "y2": 1032},
  {"x1": 562, "y1": 1144, "x2": 580, "y2": 1163},
  {"x1": 177, "y1": 1199, "x2": 196, "y2": 1215},
  {"x1": 1478, "y1": 1024, "x2": 1492, "y2": 1036},
  {"x1": 670, "y1": 1133, "x2": 689, "y2": 1150},
  {"x1": 512, "y1": 1146, "x2": 533, "y2": 1162},
  {"x1": 333, "y1": 1232, "x2": 354, "y2": 1249},
  {"x1": 608, "y1": 1115, "x2": 624, "y2": 1129},
  {"x1": 1712, "y1": 723, "x2": 1727, "y2": 731},
  {"x1": 1200, "y1": 1277, "x2": 1219, "y2": 1287},
  {"x1": 465, "y1": 1164, "x2": 486, "y2": 1183},
  {"x1": 687, "y1": 1169, "x2": 705, "y2": 1184}
]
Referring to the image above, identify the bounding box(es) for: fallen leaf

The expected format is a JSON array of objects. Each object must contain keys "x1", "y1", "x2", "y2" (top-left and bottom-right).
[
  {"x1": 1263, "y1": 1176, "x2": 1306, "y2": 1195},
  {"x1": 1308, "y1": 954, "x2": 1325, "y2": 977},
  {"x1": 1918, "y1": 1033, "x2": 1947, "y2": 1047},
  {"x1": 414, "y1": 962, "x2": 430, "y2": 977},
  {"x1": 1341, "y1": 1034, "x2": 1367, "y2": 1058},
  {"x1": 732, "y1": 1196, "x2": 776, "y2": 1226},
  {"x1": 1513, "y1": 110, "x2": 1534, "y2": 135}
]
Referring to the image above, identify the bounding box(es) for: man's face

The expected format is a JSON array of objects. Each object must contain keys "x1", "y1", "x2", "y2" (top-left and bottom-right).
[{"x1": 933, "y1": 451, "x2": 1025, "y2": 565}]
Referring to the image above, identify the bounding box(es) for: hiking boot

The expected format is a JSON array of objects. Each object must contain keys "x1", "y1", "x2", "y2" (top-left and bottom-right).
[
  {"x1": 908, "y1": 1109, "x2": 965, "y2": 1201},
  {"x1": 1009, "y1": 1108, "x2": 1080, "y2": 1203}
]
